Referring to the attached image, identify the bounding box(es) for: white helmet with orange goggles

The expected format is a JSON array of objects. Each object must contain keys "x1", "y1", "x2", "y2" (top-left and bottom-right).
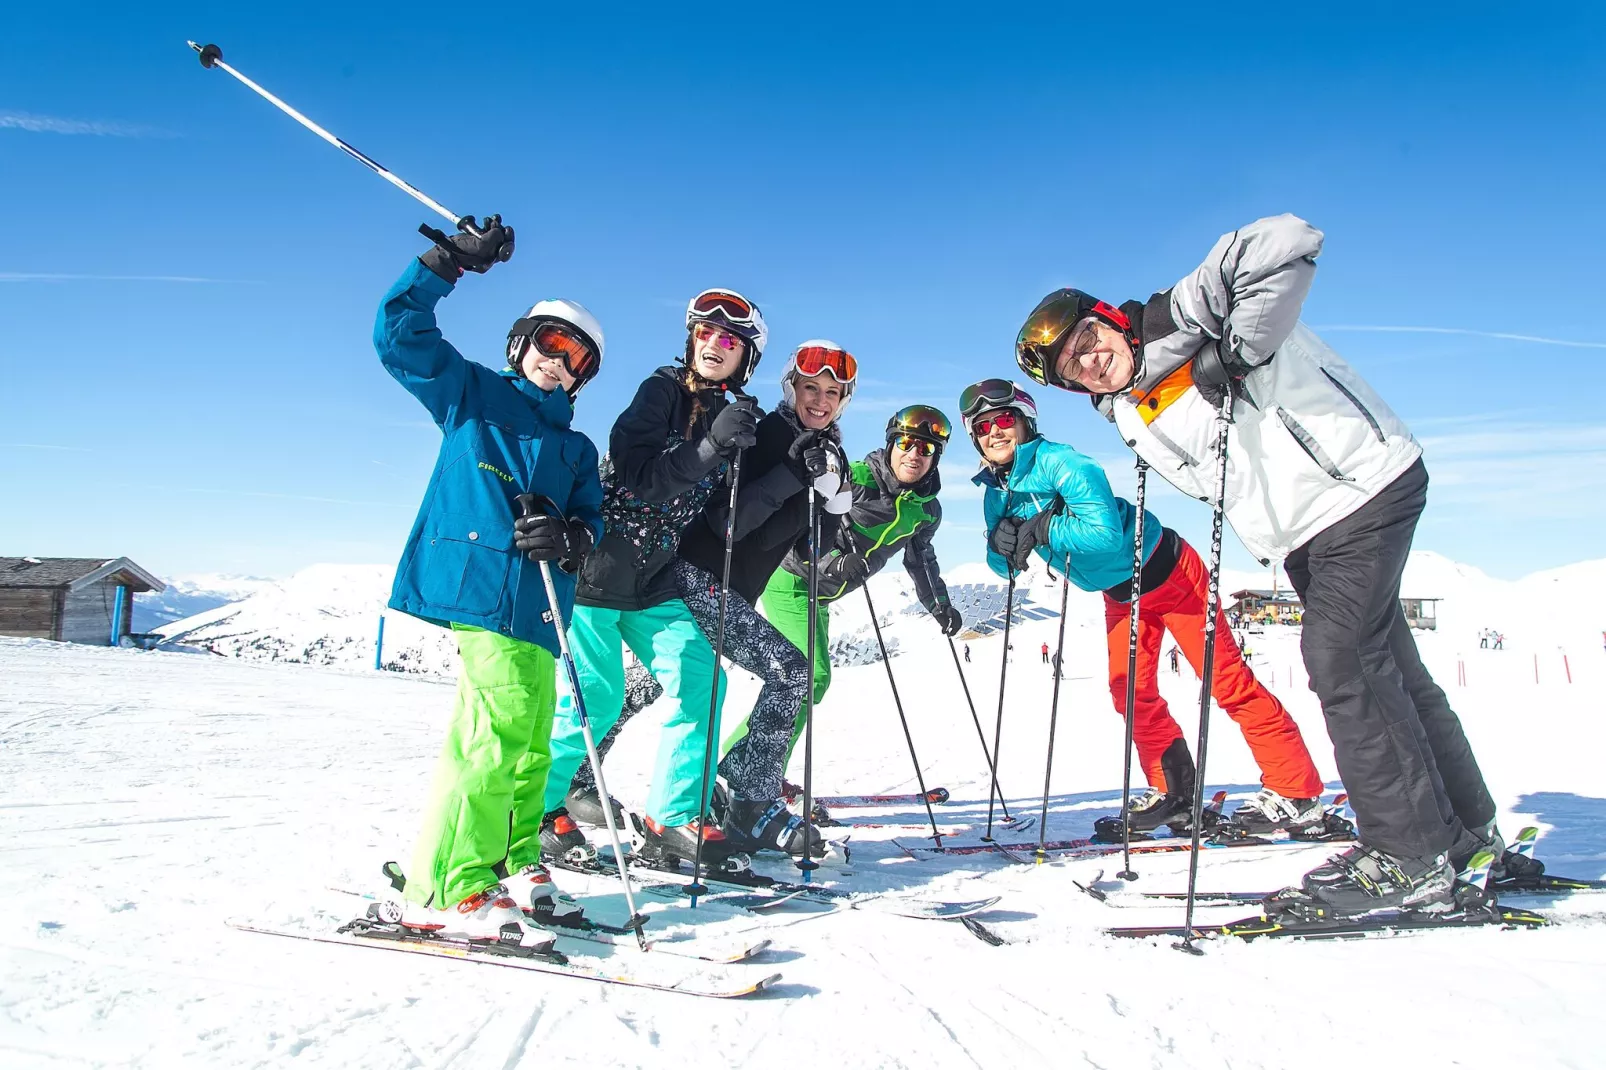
[
  {"x1": 507, "y1": 299, "x2": 605, "y2": 399},
  {"x1": 684, "y1": 287, "x2": 768, "y2": 387},
  {"x1": 779, "y1": 339, "x2": 857, "y2": 416}
]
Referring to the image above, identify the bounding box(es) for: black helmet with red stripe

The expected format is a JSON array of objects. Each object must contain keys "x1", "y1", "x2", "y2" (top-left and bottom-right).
[{"x1": 1015, "y1": 288, "x2": 1140, "y2": 394}]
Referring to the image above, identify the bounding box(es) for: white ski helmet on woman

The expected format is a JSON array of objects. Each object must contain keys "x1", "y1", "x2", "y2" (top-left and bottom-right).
[
  {"x1": 684, "y1": 288, "x2": 768, "y2": 387},
  {"x1": 779, "y1": 340, "x2": 858, "y2": 417},
  {"x1": 958, "y1": 378, "x2": 1038, "y2": 444},
  {"x1": 507, "y1": 299, "x2": 605, "y2": 399}
]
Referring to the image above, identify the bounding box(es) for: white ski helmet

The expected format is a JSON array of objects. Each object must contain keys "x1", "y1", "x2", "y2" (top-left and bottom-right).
[
  {"x1": 507, "y1": 299, "x2": 605, "y2": 398},
  {"x1": 684, "y1": 287, "x2": 768, "y2": 387},
  {"x1": 779, "y1": 339, "x2": 858, "y2": 417},
  {"x1": 958, "y1": 378, "x2": 1038, "y2": 444}
]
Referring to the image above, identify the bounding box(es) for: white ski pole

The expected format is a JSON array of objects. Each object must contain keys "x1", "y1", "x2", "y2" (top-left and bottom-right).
[{"x1": 517, "y1": 495, "x2": 647, "y2": 948}]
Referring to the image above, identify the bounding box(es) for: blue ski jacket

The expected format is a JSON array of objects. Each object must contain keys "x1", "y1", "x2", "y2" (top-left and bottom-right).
[
  {"x1": 375, "y1": 259, "x2": 604, "y2": 655},
  {"x1": 975, "y1": 437, "x2": 1161, "y2": 592}
]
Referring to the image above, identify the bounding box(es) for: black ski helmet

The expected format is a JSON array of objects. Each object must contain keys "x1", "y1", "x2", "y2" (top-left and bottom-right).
[{"x1": 1016, "y1": 288, "x2": 1141, "y2": 394}]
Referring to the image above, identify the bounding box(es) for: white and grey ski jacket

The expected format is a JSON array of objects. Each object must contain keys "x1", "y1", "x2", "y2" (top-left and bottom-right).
[{"x1": 1094, "y1": 214, "x2": 1422, "y2": 564}]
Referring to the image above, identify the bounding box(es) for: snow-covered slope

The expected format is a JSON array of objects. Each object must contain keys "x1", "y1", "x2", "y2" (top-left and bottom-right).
[
  {"x1": 131, "y1": 572, "x2": 275, "y2": 631},
  {"x1": 5, "y1": 551, "x2": 1605, "y2": 1068}
]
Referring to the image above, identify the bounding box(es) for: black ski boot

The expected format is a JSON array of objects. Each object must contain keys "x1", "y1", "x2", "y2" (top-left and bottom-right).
[
  {"x1": 724, "y1": 797, "x2": 828, "y2": 860},
  {"x1": 563, "y1": 786, "x2": 626, "y2": 829},
  {"x1": 1093, "y1": 739, "x2": 1197, "y2": 840},
  {"x1": 1267, "y1": 843, "x2": 1455, "y2": 919},
  {"x1": 637, "y1": 816, "x2": 742, "y2": 872},
  {"x1": 538, "y1": 808, "x2": 596, "y2": 865}
]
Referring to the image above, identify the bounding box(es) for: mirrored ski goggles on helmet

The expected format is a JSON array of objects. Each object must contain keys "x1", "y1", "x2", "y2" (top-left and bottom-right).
[
  {"x1": 692, "y1": 322, "x2": 746, "y2": 351},
  {"x1": 793, "y1": 345, "x2": 858, "y2": 384},
  {"x1": 971, "y1": 410, "x2": 1020, "y2": 437},
  {"x1": 959, "y1": 378, "x2": 1020, "y2": 419},
  {"x1": 888, "y1": 404, "x2": 952, "y2": 444},
  {"x1": 529, "y1": 322, "x2": 600, "y2": 380},
  {"x1": 889, "y1": 433, "x2": 938, "y2": 457},
  {"x1": 690, "y1": 290, "x2": 757, "y2": 325}
]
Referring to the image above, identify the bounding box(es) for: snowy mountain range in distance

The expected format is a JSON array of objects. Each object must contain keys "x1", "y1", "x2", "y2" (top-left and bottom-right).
[{"x1": 141, "y1": 553, "x2": 1606, "y2": 680}]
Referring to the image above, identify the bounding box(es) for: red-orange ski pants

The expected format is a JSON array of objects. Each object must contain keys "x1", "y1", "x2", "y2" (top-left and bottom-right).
[{"x1": 1103, "y1": 539, "x2": 1323, "y2": 798}]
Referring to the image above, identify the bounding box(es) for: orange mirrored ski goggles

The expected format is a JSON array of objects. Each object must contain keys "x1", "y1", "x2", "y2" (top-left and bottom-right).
[{"x1": 793, "y1": 345, "x2": 857, "y2": 384}]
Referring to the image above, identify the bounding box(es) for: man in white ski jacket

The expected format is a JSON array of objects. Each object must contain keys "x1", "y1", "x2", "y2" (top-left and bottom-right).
[{"x1": 1013, "y1": 215, "x2": 1499, "y2": 918}]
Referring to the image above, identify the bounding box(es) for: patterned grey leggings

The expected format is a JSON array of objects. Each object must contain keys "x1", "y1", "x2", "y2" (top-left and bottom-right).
[{"x1": 670, "y1": 559, "x2": 809, "y2": 804}]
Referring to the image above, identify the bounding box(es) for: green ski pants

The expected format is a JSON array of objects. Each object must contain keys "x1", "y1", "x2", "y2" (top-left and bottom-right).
[
  {"x1": 405, "y1": 624, "x2": 556, "y2": 908},
  {"x1": 546, "y1": 600, "x2": 726, "y2": 826},
  {"x1": 721, "y1": 569, "x2": 832, "y2": 765}
]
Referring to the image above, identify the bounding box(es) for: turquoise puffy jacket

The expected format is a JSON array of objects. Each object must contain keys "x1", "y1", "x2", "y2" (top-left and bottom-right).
[
  {"x1": 975, "y1": 437, "x2": 1161, "y2": 592},
  {"x1": 375, "y1": 259, "x2": 604, "y2": 654}
]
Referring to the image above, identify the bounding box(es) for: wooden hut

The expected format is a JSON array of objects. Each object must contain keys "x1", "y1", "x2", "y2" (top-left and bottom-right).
[{"x1": 0, "y1": 557, "x2": 166, "y2": 645}]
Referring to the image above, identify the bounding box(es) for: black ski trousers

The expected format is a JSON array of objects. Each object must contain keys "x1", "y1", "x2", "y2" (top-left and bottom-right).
[
  {"x1": 1285, "y1": 459, "x2": 1494, "y2": 862},
  {"x1": 670, "y1": 560, "x2": 809, "y2": 804}
]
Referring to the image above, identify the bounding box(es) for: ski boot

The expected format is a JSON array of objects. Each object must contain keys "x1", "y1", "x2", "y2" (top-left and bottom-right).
[
  {"x1": 539, "y1": 808, "x2": 597, "y2": 866},
  {"x1": 1227, "y1": 788, "x2": 1326, "y2": 836},
  {"x1": 1266, "y1": 843, "x2": 1456, "y2": 920},
  {"x1": 505, "y1": 862, "x2": 586, "y2": 928},
  {"x1": 724, "y1": 796, "x2": 830, "y2": 860},
  {"x1": 637, "y1": 815, "x2": 745, "y2": 874},
  {"x1": 397, "y1": 883, "x2": 557, "y2": 951},
  {"x1": 564, "y1": 786, "x2": 627, "y2": 829},
  {"x1": 1093, "y1": 739, "x2": 1197, "y2": 842}
]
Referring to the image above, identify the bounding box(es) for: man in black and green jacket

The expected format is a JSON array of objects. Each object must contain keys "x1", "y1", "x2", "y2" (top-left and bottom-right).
[{"x1": 747, "y1": 406, "x2": 964, "y2": 759}]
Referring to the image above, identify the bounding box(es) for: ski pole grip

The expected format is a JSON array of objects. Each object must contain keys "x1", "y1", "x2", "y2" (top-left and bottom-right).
[{"x1": 517, "y1": 493, "x2": 560, "y2": 520}]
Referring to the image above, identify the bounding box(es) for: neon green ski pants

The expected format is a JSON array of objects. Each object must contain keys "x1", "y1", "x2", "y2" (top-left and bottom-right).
[
  {"x1": 546, "y1": 600, "x2": 726, "y2": 826},
  {"x1": 405, "y1": 624, "x2": 556, "y2": 908}
]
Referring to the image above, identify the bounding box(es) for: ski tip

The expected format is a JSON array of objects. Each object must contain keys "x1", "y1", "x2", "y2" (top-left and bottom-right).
[
  {"x1": 929, "y1": 787, "x2": 951, "y2": 804},
  {"x1": 1513, "y1": 826, "x2": 1540, "y2": 847},
  {"x1": 1457, "y1": 848, "x2": 1498, "y2": 889}
]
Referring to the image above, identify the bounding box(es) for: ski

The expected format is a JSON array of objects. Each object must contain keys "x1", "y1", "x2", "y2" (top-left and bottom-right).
[
  {"x1": 1103, "y1": 901, "x2": 1550, "y2": 942},
  {"x1": 227, "y1": 920, "x2": 782, "y2": 998},
  {"x1": 783, "y1": 787, "x2": 950, "y2": 808}
]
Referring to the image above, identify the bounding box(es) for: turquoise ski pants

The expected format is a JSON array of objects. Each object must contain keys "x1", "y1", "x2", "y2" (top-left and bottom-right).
[{"x1": 545, "y1": 600, "x2": 726, "y2": 826}]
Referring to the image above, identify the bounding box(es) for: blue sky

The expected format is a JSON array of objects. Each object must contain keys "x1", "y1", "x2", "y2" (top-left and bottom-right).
[{"x1": 4, "y1": 3, "x2": 1605, "y2": 584}]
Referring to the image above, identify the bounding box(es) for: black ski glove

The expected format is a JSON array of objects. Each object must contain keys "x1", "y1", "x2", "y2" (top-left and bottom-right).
[
  {"x1": 931, "y1": 602, "x2": 963, "y2": 636},
  {"x1": 707, "y1": 396, "x2": 761, "y2": 455},
  {"x1": 786, "y1": 430, "x2": 835, "y2": 482},
  {"x1": 514, "y1": 513, "x2": 595, "y2": 572},
  {"x1": 419, "y1": 215, "x2": 515, "y2": 281},
  {"x1": 820, "y1": 551, "x2": 870, "y2": 590},
  {"x1": 989, "y1": 503, "x2": 1061, "y2": 572},
  {"x1": 1191, "y1": 338, "x2": 1249, "y2": 409}
]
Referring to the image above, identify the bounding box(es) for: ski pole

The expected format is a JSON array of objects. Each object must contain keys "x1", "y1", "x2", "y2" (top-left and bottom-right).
[
  {"x1": 797, "y1": 486, "x2": 822, "y2": 879},
  {"x1": 983, "y1": 568, "x2": 1016, "y2": 842},
  {"x1": 915, "y1": 553, "x2": 1013, "y2": 820},
  {"x1": 1175, "y1": 394, "x2": 1234, "y2": 956},
  {"x1": 1034, "y1": 554, "x2": 1073, "y2": 861},
  {"x1": 687, "y1": 389, "x2": 752, "y2": 904},
  {"x1": 516, "y1": 495, "x2": 647, "y2": 948},
  {"x1": 1116, "y1": 458, "x2": 1150, "y2": 882},
  {"x1": 186, "y1": 41, "x2": 508, "y2": 255},
  {"x1": 862, "y1": 584, "x2": 943, "y2": 845}
]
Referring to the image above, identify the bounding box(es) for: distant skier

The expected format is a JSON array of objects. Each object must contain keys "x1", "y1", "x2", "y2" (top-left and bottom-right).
[
  {"x1": 963, "y1": 378, "x2": 1324, "y2": 835},
  {"x1": 1167, "y1": 645, "x2": 1180, "y2": 675},
  {"x1": 1479, "y1": 629, "x2": 1489, "y2": 649},
  {"x1": 1041, "y1": 641, "x2": 1050, "y2": 664},
  {"x1": 1493, "y1": 632, "x2": 1504, "y2": 650},
  {"x1": 964, "y1": 644, "x2": 971, "y2": 663},
  {"x1": 756, "y1": 404, "x2": 962, "y2": 735},
  {"x1": 1014, "y1": 213, "x2": 1500, "y2": 917},
  {"x1": 375, "y1": 219, "x2": 603, "y2": 946}
]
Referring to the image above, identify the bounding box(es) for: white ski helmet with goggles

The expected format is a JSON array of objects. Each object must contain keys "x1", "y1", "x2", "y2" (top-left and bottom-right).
[
  {"x1": 779, "y1": 339, "x2": 857, "y2": 417},
  {"x1": 959, "y1": 378, "x2": 1038, "y2": 444},
  {"x1": 684, "y1": 287, "x2": 768, "y2": 387},
  {"x1": 507, "y1": 299, "x2": 605, "y2": 399}
]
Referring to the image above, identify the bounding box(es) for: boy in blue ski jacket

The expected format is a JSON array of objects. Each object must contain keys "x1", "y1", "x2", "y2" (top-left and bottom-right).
[
  {"x1": 962, "y1": 379, "x2": 1321, "y2": 836},
  {"x1": 374, "y1": 219, "x2": 605, "y2": 945}
]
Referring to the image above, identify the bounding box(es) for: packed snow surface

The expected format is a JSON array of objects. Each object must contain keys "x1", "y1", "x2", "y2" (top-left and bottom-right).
[{"x1": 4, "y1": 559, "x2": 1606, "y2": 1068}]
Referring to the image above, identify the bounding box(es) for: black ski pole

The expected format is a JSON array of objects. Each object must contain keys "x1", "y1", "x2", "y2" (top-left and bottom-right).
[
  {"x1": 983, "y1": 568, "x2": 1016, "y2": 843},
  {"x1": 862, "y1": 584, "x2": 943, "y2": 845},
  {"x1": 944, "y1": 635, "x2": 1013, "y2": 821},
  {"x1": 796, "y1": 485, "x2": 822, "y2": 879},
  {"x1": 687, "y1": 389, "x2": 752, "y2": 904},
  {"x1": 186, "y1": 41, "x2": 509, "y2": 257},
  {"x1": 515, "y1": 495, "x2": 647, "y2": 947},
  {"x1": 1034, "y1": 554, "x2": 1073, "y2": 861},
  {"x1": 1116, "y1": 458, "x2": 1150, "y2": 882},
  {"x1": 1175, "y1": 393, "x2": 1234, "y2": 955}
]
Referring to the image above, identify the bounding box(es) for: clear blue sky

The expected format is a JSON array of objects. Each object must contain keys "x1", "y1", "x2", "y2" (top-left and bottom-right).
[{"x1": 5, "y1": 3, "x2": 1605, "y2": 583}]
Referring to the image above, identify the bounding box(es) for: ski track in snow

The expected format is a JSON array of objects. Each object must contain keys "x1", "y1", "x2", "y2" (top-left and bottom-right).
[{"x1": 3, "y1": 584, "x2": 1606, "y2": 1070}]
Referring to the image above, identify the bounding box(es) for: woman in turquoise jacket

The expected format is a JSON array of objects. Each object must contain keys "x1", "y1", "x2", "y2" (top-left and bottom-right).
[{"x1": 374, "y1": 220, "x2": 604, "y2": 944}]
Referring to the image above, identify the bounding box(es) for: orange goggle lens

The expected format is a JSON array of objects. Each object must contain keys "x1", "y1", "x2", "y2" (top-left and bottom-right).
[
  {"x1": 532, "y1": 323, "x2": 599, "y2": 379},
  {"x1": 794, "y1": 345, "x2": 857, "y2": 383},
  {"x1": 890, "y1": 434, "x2": 937, "y2": 457}
]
